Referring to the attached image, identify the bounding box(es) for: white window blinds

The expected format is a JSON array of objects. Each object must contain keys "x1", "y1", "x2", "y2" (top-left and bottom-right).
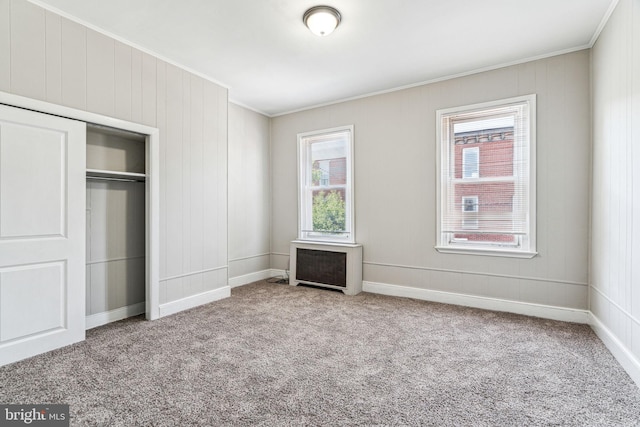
[{"x1": 436, "y1": 95, "x2": 536, "y2": 257}]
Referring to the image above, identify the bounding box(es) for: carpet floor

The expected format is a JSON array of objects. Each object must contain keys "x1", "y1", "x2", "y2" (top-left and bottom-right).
[{"x1": 1, "y1": 280, "x2": 640, "y2": 426}]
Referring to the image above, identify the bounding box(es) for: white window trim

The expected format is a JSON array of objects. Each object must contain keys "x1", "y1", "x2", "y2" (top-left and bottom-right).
[
  {"x1": 297, "y1": 125, "x2": 355, "y2": 243},
  {"x1": 435, "y1": 94, "x2": 537, "y2": 259}
]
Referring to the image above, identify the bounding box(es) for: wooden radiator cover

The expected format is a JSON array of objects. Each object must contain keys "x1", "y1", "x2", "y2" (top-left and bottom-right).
[{"x1": 289, "y1": 240, "x2": 363, "y2": 295}]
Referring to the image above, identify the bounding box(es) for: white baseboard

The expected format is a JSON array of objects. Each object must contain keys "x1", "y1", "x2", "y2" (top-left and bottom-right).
[
  {"x1": 363, "y1": 281, "x2": 589, "y2": 324},
  {"x1": 86, "y1": 302, "x2": 146, "y2": 330},
  {"x1": 269, "y1": 269, "x2": 287, "y2": 279},
  {"x1": 159, "y1": 286, "x2": 230, "y2": 317},
  {"x1": 589, "y1": 313, "x2": 640, "y2": 388},
  {"x1": 228, "y1": 269, "x2": 287, "y2": 288}
]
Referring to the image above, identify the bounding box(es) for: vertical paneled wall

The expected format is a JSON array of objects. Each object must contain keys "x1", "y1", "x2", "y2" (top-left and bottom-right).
[
  {"x1": 156, "y1": 63, "x2": 228, "y2": 303},
  {"x1": 0, "y1": 0, "x2": 228, "y2": 308},
  {"x1": 591, "y1": 0, "x2": 640, "y2": 382},
  {"x1": 228, "y1": 103, "x2": 271, "y2": 282},
  {"x1": 271, "y1": 51, "x2": 591, "y2": 311}
]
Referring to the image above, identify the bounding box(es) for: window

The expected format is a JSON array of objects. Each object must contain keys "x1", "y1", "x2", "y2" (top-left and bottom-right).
[
  {"x1": 462, "y1": 196, "x2": 479, "y2": 213},
  {"x1": 462, "y1": 147, "x2": 479, "y2": 179},
  {"x1": 461, "y1": 196, "x2": 479, "y2": 230},
  {"x1": 298, "y1": 125, "x2": 354, "y2": 243},
  {"x1": 436, "y1": 95, "x2": 536, "y2": 258}
]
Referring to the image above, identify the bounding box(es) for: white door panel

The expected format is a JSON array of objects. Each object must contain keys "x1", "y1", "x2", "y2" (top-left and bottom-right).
[
  {"x1": 0, "y1": 262, "x2": 65, "y2": 342},
  {"x1": 0, "y1": 104, "x2": 85, "y2": 366},
  {"x1": 0, "y1": 123, "x2": 66, "y2": 238}
]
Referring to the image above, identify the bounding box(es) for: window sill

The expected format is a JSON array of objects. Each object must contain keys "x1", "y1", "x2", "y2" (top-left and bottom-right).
[
  {"x1": 293, "y1": 239, "x2": 361, "y2": 248},
  {"x1": 434, "y1": 245, "x2": 538, "y2": 259},
  {"x1": 297, "y1": 237, "x2": 357, "y2": 246}
]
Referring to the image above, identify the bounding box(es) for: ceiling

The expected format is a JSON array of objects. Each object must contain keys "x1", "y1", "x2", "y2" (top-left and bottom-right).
[{"x1": 30, "y1": 0, "x2": 614, "y2": 116}]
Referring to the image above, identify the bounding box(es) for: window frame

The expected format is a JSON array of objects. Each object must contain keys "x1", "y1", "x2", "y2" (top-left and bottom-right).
[
  {"x1": 297, "y1": 125, "x2": 355, "y2": 243},
  {"x1": 435, "y1": 95, "x2": 537, "y2": 258}
]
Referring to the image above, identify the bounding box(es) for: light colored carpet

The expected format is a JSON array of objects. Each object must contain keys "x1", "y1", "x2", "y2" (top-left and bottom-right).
[{"x1": 1, "y1": 280, "x2": 639, "y2": 426}]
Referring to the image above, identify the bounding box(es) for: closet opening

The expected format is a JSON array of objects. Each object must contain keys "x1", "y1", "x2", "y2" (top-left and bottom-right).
[
  {"x1": 85, "y1": 124, "x2": 149, "y2": 328},
  {"x1": 0, "y1": 90, "x2": 161, "y2": 333}
]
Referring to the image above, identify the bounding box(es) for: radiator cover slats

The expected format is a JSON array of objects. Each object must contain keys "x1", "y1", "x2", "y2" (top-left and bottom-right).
[
  {"x1": 289, "y1": 240, "x2": 363, "y2": 295},
  {"x1": 296, "y1": 248, "x2": 347, "y2": 287}
]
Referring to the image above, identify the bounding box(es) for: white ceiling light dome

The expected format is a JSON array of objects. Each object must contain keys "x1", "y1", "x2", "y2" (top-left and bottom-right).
[{"x1": 303, "y1": 6, "x2": 341, "y2": 37}]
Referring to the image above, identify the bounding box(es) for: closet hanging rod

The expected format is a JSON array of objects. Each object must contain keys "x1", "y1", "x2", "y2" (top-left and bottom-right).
[{"x1": 86, "y1": 175, "x2": 144, "y2": 183}]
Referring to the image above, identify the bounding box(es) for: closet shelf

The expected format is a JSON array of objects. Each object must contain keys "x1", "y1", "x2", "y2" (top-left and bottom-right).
[{"x1": 86, "y1": 168, "x2": 146, "y2": 182}]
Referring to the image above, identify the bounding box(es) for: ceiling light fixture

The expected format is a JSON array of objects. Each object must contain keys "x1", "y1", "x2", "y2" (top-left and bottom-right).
[{"x1": 303, "y1": 6, "x2": 341, "y2": 37}]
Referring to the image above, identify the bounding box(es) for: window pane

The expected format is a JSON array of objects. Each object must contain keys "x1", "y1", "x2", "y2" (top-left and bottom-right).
[
  {"x1": 310, "y1": 139, "x2": 347, "y2": 187},
  {"x1": 312, "y1": 189, "x2": 346, "y2": 233},
  {"x1": 312, "y1": 158, "x2": 347, "y2": 187},
  {"x1": 451, "y1": 122, "x2": 518, "y2": 234}
]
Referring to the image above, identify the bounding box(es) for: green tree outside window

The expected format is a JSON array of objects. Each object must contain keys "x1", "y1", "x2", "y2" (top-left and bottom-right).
[{"x1": 312, "y1": 190, "x2": 346, "y2": 233}]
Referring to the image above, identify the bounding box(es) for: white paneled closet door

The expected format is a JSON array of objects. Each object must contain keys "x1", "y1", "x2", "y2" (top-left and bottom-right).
[{"x1": 0, "y1": 104, "x2": 86, "y2": 366}]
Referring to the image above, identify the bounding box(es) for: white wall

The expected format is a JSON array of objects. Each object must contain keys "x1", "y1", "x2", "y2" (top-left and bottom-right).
[
  {"x1": 0, "y1": 0, "x2": 229, "y2": 311},
  {"x1": 590, "y1": 0, "x2": 640, "y2": 385},
  {"x1": 271, "y1": 51, "x2": 591, "y2": 317},
  {"x1": 228, "y1": 103, "x2": 271, "y2": 285}
]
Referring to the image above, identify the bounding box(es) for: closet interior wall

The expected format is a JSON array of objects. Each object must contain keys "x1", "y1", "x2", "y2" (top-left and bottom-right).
[{"x1": 85, "y1": 125, "x2": 146, "y2": 326}]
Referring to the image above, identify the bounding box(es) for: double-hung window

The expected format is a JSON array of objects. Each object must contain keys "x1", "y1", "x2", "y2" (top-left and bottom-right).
[
  {"x1": 297, "y1": 125, "x2": 354, "y2": 243},
  {"x1": 436, "y1": 95, "x2": 537, "y2": 258}
]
